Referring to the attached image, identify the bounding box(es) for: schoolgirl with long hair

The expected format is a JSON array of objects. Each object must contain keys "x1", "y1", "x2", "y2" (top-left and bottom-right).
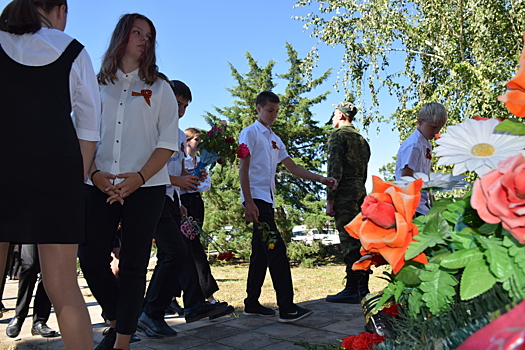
[{"x1": 77, "y1": 13, "x2": 179, "y2": 350}]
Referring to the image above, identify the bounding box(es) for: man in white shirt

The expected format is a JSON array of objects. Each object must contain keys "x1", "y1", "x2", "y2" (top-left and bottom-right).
[{"x1": 239, "y1": 91, "x2": 337, "y2": 323}]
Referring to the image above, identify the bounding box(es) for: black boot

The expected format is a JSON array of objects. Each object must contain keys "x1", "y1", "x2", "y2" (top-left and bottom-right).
[{"x1": 326, "y1": 270, "x2": 370, "y2": 304}]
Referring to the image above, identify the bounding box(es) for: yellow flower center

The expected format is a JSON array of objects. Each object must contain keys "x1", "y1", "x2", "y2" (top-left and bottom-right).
[{"x1": 471, "y1": 143, "x2": 495, "y2": 157}]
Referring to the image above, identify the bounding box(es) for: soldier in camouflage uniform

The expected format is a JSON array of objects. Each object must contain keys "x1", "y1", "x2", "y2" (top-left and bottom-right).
[{"x1": 325, "y1": 102, "x2": 371, "y2": 304}]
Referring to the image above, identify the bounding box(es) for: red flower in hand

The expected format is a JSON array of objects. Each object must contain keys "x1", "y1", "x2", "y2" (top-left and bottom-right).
[{"x1": 237, "y1": 143, "x2": 250, "y2": 158}]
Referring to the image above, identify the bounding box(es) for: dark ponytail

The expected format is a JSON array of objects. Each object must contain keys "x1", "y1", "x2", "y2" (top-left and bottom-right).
[{"x1": 0, "y1": 0, "x2": 67, "y2": 35}]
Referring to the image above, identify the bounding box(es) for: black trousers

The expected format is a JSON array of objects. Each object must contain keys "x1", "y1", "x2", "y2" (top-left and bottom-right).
[
  {"x1": 14, "y1": 244, "x2": 51, "y2": 323},
  {"x1": 79, "y1": 185, "x2": 165, "y2": 335},
  {"x1": 180, "y1": 192, "x2": 218, "y2": 299},
  {"x1": 143, "y1": 194, "x2": 204, "y2": 319},
  {"x1": 244, "y1": 199, "x2": 294, "y2": 312}
]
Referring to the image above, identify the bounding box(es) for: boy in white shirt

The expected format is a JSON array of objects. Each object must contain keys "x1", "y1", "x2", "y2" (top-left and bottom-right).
[
  {"x1": 239, "y1": 91, "x2": 337, "y2": 323},
  {"x1": 395, "y1": 102, "x2": 448, "y2": 215}
]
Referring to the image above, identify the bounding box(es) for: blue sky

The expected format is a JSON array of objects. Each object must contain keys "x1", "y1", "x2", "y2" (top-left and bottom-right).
[{"x1": 1, "y1": 0, "x2": 402, "y2": 192}]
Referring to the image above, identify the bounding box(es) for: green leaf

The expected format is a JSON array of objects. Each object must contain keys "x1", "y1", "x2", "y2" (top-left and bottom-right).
[
  {"x1": 419, "y1": 263, "x2": 458, "y2": 314},
  {"x1": 478, "y1": 236, "x2": 513, "y2": 281},
  {"x1": 460, "y1": 259, "x2": 496, "y2": 300},
  {"x1": 440, "y1": 247, "x2": 483, "y2": 269},
  {"x1": 450, "y1": 229, "x2": 476, "y2": 250},
  {"x1": 494, "y1": 118, "x2": 525, "y2": 135},
  {"x1": 405, "y1": 213, "x2": 448, "y2": 260},
  {"x1": 396, "y1": 263, "x2": 424, "y2": 285},
  {"x1": 407, "y1": 288, "x2": 424, "y2": 318},
  {"x1": 477, "y1": 223, "x2": 500, "y2": 235}
]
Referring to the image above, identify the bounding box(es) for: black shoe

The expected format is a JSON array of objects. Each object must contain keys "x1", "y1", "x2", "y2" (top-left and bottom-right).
[
  {"x1": 165, "y1": 299, "x2": 184, "y2": 315},
  {"x1": 0, "y1": 302, "x2": 8, "y2": 313},
  {"x1": 6, "y1": 317, "x2": 24, "y2": 338},
  {"x1": 137, "y1": 312, "x2": 177, "y2": 337},
  {"x1": 130, "y1": 333, "x2": 141, "y2": 343},
  {"x1": 243, "y1": 303, "x2": 276, "y2": 317},
  {"x1": 278, "y1": 307, "x2": 313, "y2": 323},
  {"x1": 185, "y1": 301, "x2": 228, "y2": 323},
  {"x1": 95, "y1": 327, "x2": 116, "y2": 350},
  {"x1": 31, "y1": 322, "x2": 58, "y2": 337},
  {"x1": 209, "y1": 305, "x2": 235, "y2": 321},
  {"x1": 325, "y1": 288, "x2": 366, "y2": 304}
]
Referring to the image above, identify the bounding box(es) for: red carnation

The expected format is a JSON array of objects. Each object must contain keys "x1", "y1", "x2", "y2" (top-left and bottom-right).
[
  {"x1": 341, "y1": 332, "x2": 385, "y2": 350},
  {"x1": 237, "y1": 143, "x2": 250, "y2": 159}
]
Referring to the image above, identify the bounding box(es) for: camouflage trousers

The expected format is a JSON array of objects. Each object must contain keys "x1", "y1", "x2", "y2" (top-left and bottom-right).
[{"x1": 334, "y1": 189, "x2": 366, "y2": 280}]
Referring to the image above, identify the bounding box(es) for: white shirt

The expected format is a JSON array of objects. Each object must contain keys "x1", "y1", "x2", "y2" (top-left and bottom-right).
[
  {"x1": 395, "y1": 129, "x2": 431, "y2": 214},
  {"x1": 180, "y1": 154, "x2": 212, "y2": 194},
  {"x1": 238, "y1": 120, "x2": 289, "y2": 208},
  {"x1": 0, "y1": 28, "x2": 100, "y2": 141},
  {"x1": 94, "y1": 69, "x2": 178, "y2": 187},
  {"x1": 166, "y1": 129, "x2": 187, "y2": 199}
]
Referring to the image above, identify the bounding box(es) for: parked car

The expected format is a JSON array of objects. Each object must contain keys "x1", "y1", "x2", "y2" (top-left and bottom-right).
[
  {"x1": 291, "y1": 226, "x2": 339, "y2": 246},
  {"x1": 321, "y1": 229, "x2": 340, "y2": 245}
]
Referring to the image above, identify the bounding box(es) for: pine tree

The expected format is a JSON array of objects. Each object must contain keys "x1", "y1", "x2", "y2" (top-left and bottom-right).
[{"x1": 201, "y1": 43, "x2": 334, "y2": 245}]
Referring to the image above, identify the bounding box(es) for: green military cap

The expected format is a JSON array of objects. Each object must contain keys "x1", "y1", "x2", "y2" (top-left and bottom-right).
[{"x1": 333, "y1": 101, "x2": 357, "y2": 116}]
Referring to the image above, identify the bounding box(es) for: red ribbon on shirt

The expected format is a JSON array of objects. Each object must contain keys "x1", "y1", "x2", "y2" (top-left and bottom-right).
[
  {"x1": 426, "y1": 147, "x2": 432, "y2": 160},
  {"x1": 132, "y1": 89, "x2": 152, "y2": 106}
]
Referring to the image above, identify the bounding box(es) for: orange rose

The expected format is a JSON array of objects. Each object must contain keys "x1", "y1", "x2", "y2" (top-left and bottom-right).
[
  {"x1": 497, "y1": 32, "x2": 525, "y2": 117},
  {"x1": 471, "y1": 153, "x2": 525, "y2": 243},
  {"x1": 345, "y1": 176, "x2": 429, "y2": 273},
  {"x1": 361, "y1": 195, "x2": 397, "y2": 228}
]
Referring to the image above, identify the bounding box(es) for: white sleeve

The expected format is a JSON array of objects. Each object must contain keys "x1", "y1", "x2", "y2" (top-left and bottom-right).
[{"x1": 70, "y1": 48, "x2": 101, "y2": 142}]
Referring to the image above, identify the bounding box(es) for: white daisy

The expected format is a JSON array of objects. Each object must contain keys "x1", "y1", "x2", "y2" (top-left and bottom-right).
[
  {"x1": 434, "y1": 119, "x2": 525, "y2": 176},
  {"x1": 394, "y1": 172, "x2": 470, "y2": 192}
]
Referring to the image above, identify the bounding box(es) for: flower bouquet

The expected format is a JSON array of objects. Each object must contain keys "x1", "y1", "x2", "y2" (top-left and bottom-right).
[
  {"x1": 180, "y1": 216, "x2": 235, "y2": 262},
  {"x1": 343, "y1": 115, "x2": 525, "y2": 349},
  {"x1": 191, "y1": 120, "x2": 250, "y2": 176}
]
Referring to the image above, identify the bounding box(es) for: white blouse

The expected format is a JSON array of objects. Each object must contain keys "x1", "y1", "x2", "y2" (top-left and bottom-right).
[
  {"x1": 0, "y1": 28, "x2": 100, "y2": 142},
  {"x1": 95, "y1": 68, "x2": 179, "y2": 187}
]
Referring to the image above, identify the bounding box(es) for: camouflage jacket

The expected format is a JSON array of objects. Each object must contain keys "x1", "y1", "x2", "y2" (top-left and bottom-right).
[{"x1": 326, "y1": 124, "x2": 370, "y2": 201}]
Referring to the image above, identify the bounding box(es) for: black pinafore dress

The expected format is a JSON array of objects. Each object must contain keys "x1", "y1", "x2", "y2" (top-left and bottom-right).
[{"x1": 0, "y1": 39, "x2": 87, "y2": 244}]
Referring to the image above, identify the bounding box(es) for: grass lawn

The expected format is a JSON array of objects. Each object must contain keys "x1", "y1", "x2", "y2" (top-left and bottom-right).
[{"x1": 179, "y1": 262, "x2": 390, "y2": 314}]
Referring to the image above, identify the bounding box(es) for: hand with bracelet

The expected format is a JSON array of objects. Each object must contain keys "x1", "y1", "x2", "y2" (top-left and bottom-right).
[
  {"x1": 103, "y1": 171, "x2": 146, "y2": 201},
  {"x1": 90, "y1": 170, "x2": 123, "y2": 205}
]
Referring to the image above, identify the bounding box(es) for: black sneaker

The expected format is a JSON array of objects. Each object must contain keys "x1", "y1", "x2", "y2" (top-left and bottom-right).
[
  {"x1": 95, "y1": 327, "x2": 116, "y2": 350},
  {"x1": 243, "y1": 304, "x2": 276, "y2": 317},
  {"x1": 209, "y1": 305, "x2": 235, "y2": 321},
  {"x1": 185, "y1": 301, "x2": 228, "y2": 323},
  {"x1": 278, "y1": 307, "x2": 313, "y2": 323}
]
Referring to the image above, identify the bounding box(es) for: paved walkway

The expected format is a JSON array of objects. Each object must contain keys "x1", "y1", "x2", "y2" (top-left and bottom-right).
[{"x1": 0, "y1": 276, "x2": 366, "y2": 350}]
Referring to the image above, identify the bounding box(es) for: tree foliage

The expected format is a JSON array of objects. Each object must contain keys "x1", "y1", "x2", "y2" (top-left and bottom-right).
[
  {"x1": 201, "y1": 43, "x2": 335, "y2": 241},
  {"x1": 294, "y1": 0, "x2": 525, "y2": 139}
]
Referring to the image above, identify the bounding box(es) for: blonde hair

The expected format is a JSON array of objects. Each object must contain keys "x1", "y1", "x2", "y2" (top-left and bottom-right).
[
  {"x1": 185, "y1": 127, "x2": 201, "y2": 141},
  {"x1": 418, "y1": 102, "x2": 448, "y2": 124}
]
